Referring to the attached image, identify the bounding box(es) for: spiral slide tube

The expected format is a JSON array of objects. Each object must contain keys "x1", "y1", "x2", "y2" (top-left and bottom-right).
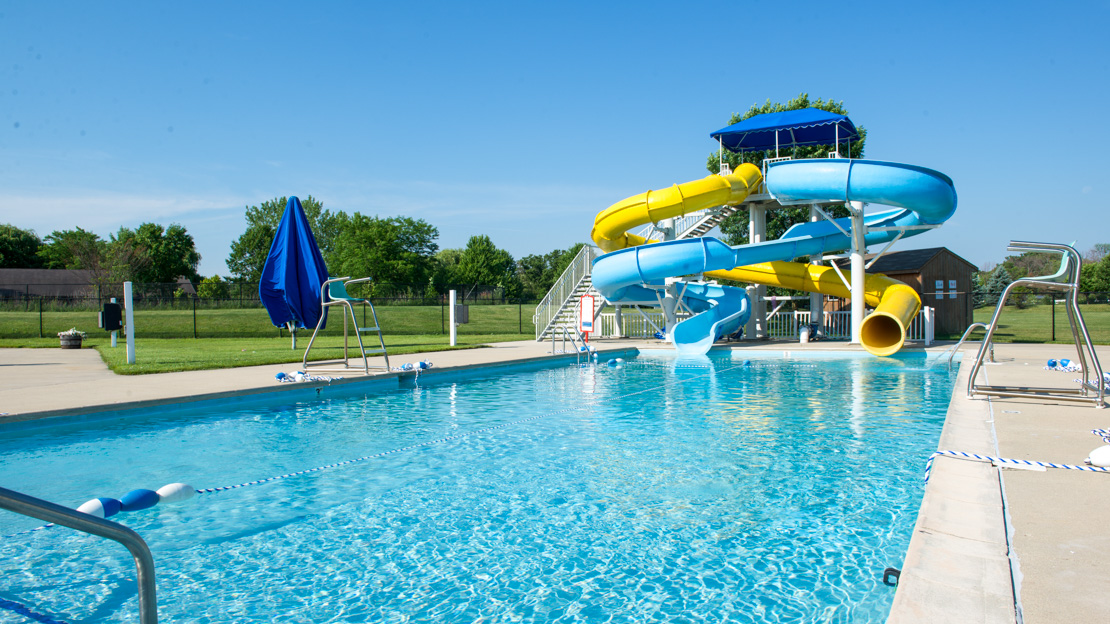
[{"x1": 590, "y1": 159, "x2": 956, "y2": 356}]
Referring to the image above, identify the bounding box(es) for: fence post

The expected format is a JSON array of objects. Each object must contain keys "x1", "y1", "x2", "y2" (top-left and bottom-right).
[
  {"x1": 519, "y1": 300, "x2": 522, "y2": 334},
  {"x1": 39, "y1": 296, "x2": 43, "y2": 338},
  {"x1": 193, "y1": 297, "x2": 197, "y2": 339}
]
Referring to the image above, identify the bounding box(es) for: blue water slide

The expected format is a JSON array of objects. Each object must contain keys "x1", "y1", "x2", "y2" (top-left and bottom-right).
[{"x1": 590, "y1": 159, "x2": 956, "y2": 355}]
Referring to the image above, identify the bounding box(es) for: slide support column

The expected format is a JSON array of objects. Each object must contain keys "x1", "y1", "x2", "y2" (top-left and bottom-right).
[
  {"x1": 746, "y1": 205, "x2": 767, "y2": 339},
  {"x1": 659, "y1": 218, "x2": 679, "y2": 341},
  {"x1": 849, "y1": 201, "x2": 866, "y2": 345},
  {"x1": 808, "y1": 204, "x2": 824, "y2": 333}
]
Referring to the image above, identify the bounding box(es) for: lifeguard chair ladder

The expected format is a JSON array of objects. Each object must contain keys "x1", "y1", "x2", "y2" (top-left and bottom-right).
[
  {"x1": 967, "y1": 241, "x2": 1105, "y2": 407},
  {"x1": 303, "y1": 277, "x2": 390, "y2": 374}
]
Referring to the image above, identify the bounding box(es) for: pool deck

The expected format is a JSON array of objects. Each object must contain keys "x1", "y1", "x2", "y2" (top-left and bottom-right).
[{"x1": 2, "y1": 339, "x2": 1108, "y2": 623}]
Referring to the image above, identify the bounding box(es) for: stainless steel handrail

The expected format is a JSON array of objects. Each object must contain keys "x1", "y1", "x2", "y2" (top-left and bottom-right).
[
  {"x1": 550, "y1": 326, "x2": 588, "y2": 363},
  {"x1": 0, "y1": 485, "x2": 158, "y2": 623},
  {"x1": 967, "y1": 241, "x2": 1105, "y2": 407},
  {"x1": 534, "y1": 245, "x2": 601, "y2": 340},
  {"x1": 945, "y1": 322, "x2": 992, "y2": 370}
]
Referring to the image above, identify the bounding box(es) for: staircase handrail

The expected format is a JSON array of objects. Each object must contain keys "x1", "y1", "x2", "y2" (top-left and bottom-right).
[{"x1": 534, "y1": 245, "x2": 602, "y2": 340}]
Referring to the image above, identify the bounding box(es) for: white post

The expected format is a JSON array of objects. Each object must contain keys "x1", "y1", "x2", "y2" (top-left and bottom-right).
[
  {"x1": 925, "y1": 306, "x2": 935, "y2": 346},
  {"x1": 110, "y1": 297, "x2": 118, "y2": 348},
  {"x1": 660, "y1": 218, "x2": 679, "y2": 341},
  {"x1": 124, "y1": 282, "x2": 136, "y2": 364},
  {"x1": 808, "y1": 205, "x2": 823, "y2": 332},
  {"x1": 849, "y1": 201, "x2": 866, "y2": 345},
  {"x1": 449, "y1": 290, "x2": 457, "y2": 347},
  {"x1": 746, "y1": 205, "x2": 767, "y2": 339}
]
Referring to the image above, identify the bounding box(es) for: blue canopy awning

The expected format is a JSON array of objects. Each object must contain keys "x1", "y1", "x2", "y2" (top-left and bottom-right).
[
  {"x1": 259, "y1": 196, "x2": 331, "y2": 330},
  {"x1": 710, "y1": 108, "x2": 859, "y2": 152}
]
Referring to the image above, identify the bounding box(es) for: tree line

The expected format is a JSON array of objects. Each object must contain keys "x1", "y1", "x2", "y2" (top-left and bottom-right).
[
  {"x1": 973, "y1": 244, "x2": 1110, "y2": 307},
  {"x1": 0, "y1": 198, "x2": 583, "y2": 303}
]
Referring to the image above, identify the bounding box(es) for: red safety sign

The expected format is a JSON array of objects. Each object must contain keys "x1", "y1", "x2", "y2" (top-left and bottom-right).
[{"x1": 579, "y1": 294, "x2": 595, "y2": 336}]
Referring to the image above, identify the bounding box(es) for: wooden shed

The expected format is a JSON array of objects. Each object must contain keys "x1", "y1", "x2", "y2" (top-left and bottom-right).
[{"x1": 864, "y1": 247, "x2": 977, "y2": 337}]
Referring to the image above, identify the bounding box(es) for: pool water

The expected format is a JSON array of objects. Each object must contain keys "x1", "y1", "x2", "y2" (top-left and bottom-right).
[{"x1": 0, "y1": 351, "x2": 957, "y2": 623}]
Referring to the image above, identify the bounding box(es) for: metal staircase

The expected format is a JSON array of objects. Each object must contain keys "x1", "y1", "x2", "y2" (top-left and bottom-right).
[
  {"x1": 534, "y1": 203, "x2": 744, "y2": 342},
  {"x1": 534, "y1": 245, "x2": 603, "y2": 341}
]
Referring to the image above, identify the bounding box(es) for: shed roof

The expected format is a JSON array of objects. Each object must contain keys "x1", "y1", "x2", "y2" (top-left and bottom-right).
[{"x1": 866, "y1": 247, "x2": 976, "y2": 274}]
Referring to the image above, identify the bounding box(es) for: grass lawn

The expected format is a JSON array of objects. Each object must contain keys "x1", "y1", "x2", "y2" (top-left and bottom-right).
[
  {"x1": 0, "y1": 333, "x2": 532, "y2": 374},
  {"x1": 0, "y1": 303, "x2": 538, "y2": 374},
  {"x1": 972, "y1": 302, "x2": 1110, "y2": 344},
  {"x1": 0, "y1": 304, "x2": 536, "y2": 339}
]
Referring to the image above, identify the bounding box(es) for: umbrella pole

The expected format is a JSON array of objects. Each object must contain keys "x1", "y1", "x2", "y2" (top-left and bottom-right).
[{"x1": 287, "y1": 322, "x2": 297, "y2": 350}]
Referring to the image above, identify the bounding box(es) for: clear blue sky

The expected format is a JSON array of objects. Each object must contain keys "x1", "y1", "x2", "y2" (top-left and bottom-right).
[{"x1": 2, "y1": 1, "x2": 1107, "y2": 277}]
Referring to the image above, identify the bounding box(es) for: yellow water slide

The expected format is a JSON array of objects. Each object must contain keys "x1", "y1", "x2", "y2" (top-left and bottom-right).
[{"x1": 589, "y1": 163, "x2": 923, "y2": 356}]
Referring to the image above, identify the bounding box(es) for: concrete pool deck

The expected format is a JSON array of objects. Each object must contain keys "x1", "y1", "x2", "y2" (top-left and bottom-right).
[{"x1": 2, "y1": 339, "x2": 1107, "y2": 623}]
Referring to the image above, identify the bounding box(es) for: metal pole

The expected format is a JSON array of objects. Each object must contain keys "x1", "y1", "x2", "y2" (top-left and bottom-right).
[
  {"x1": 192, "y1": 297, "x2": 197, "y2": 339},
  {"x1": 125, "y1": 281, "x2": 136, "y2": 364},
  {"x1": 1052, "y1": 297, "x2": 1056, "y2": 342},
  {"x1": 39, "y1": 296, "x2": 43, "y2": 338}
]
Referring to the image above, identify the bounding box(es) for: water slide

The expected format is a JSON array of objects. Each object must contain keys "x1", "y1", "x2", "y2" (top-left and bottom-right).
[{"x1": 590, "y1": 159, "x2": 957, "y2": 356}]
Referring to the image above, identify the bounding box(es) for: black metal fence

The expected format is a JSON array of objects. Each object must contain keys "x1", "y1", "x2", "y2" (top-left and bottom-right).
[{"x1": 0, "y1": 282, "x2": 539, "y2": 339}]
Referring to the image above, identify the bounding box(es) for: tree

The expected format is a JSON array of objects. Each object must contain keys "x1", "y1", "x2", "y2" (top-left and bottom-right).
[
  {"x1": 0, "y1": 224, "x2": 43, "y2": 268},
  {"x1": 971, "y1": 272, "x2": 987, "y2": 308},
  {"x1": 455, "y1": 235, "x2": 520, "y2": 298},
  {"x1": 329, "y1": 214, "x2": 439, "y2": 295},
  {"x1": 709, "y1": 94, "x2": 865, "y2": 247},
  {"x1": 431, "y1": 248, "x2": 463, "y2": 294},
  {"x1": 1001, "y1": 251, "x2": 1058, "y2": 280},
  {"x1": 983, "y1": 266, "x2": 1014, "y2": 307},
  {"x1": 226, "y1": 196, "x2": 340, "y2": 282},
  {"x1": 197, "y1": 275, "x2": 232, "y2": 299},
  {"x1": 113, "y1": 223, "x2": 201, "y2": 283},
  {"x1": 1085, "y1": 243, "x2": 1110, "y2": 264},
  {"x1": 37, "y1": 227, "x2": 104, "y2": 270},
  {"x1": 1079, "y1": 254, "x2": 1110, "y2": 299},
  {"x1": 516, "y1": 243, "x2": 585, "y2": 301}
]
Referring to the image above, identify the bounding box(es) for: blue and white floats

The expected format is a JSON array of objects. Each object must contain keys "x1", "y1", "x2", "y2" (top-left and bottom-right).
[{"x1": 76, "y1": 482, "x2": 195, "y2": 518}]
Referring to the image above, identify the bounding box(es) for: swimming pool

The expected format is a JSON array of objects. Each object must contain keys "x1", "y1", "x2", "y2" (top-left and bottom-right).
[{"x1": 0, "y1": 351, "x2": 957, "y2": 623}]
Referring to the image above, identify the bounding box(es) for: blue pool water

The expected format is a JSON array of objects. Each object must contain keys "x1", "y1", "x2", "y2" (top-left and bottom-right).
[{"x1": 0, "y1": 351, "x2": 957, "y2": 623}]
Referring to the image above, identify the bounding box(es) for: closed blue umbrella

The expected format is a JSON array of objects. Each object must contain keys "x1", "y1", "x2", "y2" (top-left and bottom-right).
[{"x1": 259, "y1": 196, "x2": 330, "y2": 335}]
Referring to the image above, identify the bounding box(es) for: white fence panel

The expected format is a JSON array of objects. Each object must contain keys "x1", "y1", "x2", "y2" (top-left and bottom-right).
[{"x1": 600, "y1": 306, "x2": 933, "y2": 344}]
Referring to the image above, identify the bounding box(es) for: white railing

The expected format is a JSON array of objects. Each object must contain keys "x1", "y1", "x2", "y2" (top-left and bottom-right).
[
  {"x1": 534, "y1": 245, "x2": 603, "y2": 340},
  {"x1": 596, "y1": 306, "x2": 935, "y2": 345},
  {"x1": 598, "y1": 309, "x2": 666, "y2": 338}
]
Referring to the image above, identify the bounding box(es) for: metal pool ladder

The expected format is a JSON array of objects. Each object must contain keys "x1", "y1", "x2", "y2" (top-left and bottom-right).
[
  {"x1": 0, "y1": 486, "x2": 158, "y2": 623},
  {"x1": 967, "y1": 241, "x2": 1105, "y2": 407},
  {"x1": 550, "y1": 326, "x2": 590, "y2": 363}
]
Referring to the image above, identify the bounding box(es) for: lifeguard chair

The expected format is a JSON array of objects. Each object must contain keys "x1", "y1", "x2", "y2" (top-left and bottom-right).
[{"x1": 302, "y1": 277, "x2": 390, "y2": 374}]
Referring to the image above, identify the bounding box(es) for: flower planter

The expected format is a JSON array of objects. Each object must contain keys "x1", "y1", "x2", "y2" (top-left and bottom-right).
[{"x1": 59, "y1": 336, "x2": 83, "y2": 349}]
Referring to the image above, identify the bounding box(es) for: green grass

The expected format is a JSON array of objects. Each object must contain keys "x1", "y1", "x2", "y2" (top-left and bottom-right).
[
  {"x1": 0, "y1": 334, "x2": 532, "y2": 374},
  {"x1": 0, "y1": 304, "x2": 538, "y2": 374},
  {"x1": 0, "y1": 304, "x2": 536, "y2": 339},
  {"x1": 972, "y1": 302, "x2": 1110, "y2": 344}
]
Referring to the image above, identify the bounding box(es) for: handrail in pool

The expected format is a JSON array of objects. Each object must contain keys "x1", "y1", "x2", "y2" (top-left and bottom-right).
[{"x1": 0, "y1": 485, "x2": 158, "y2": 623}]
